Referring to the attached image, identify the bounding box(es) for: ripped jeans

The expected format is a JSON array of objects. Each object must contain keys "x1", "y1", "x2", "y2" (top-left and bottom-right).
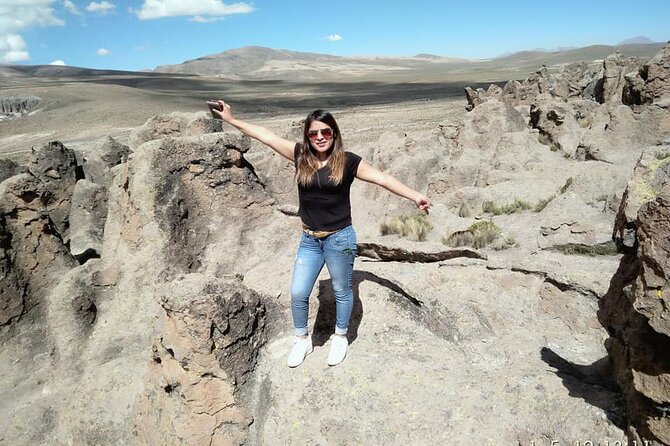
[{"x1": 290, "y1": 225, "x2": 357, "y2": 336}]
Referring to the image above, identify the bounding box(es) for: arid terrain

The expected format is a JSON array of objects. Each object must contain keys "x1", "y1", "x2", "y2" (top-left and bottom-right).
[{"x1": 1, "y1": 43, "x2": 669, "y2": 445}]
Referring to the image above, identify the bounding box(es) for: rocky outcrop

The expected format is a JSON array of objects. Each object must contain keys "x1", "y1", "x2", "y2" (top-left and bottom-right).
[
  {"x1": 26, "y1": 141, "x2": 81, "y2": 244},
  {"x1": 0, "y1": 158, "x2": 24, "y2": 183},
  {"x1": 624, "y1": 42, "x2": 670, "y2": 107},
  {"x1": 129, "y1": 111, "x2": 224, "y2": 149},
  {"x1": 613, "y1": 148, "x2": 670, "y2": 249},
  {"x1": 0, "y1": 129, "x2": 279, "y2": 445},
  {"x1": 0, "y1": 95, "x2": 40, "y2": 120},
  {"x1": 600, "y1": 146, "x2": 670, "y2": 444}
]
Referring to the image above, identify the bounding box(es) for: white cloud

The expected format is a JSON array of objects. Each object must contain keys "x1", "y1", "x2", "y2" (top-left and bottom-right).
[
  {"x1": 0, "y1": 34, "x2": 30, "y2": 62},
  {"x1": 86, "y1": 1, "x2": 115, "y2": 14},
  {"x1": 190, "y1": 15, "x2": 222, "y2": 23},
  {"x1": 136, "y1": 0, "x2": 253, "y2": 20},
  {"x1": 0, "y1": 0, "x2": 65, "y2": 62},
  {"x1": 63, "y1": 0, "x2": 81, "y2": 15},
  {"x1": 49, "y1": 59, "x2": 66, "y2": 65},
  {"x1": 326, "y1": 34, "x2": 342, "y2": 42},
  {"x1": 97, "y1": 48, "x2": 110, "y2": 55}
]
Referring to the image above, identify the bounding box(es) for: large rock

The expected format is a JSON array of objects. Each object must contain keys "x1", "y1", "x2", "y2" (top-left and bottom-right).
[
  {"x1": 0, "y1": 158, "x2": 24, "y2": 183},
  {"x1": 69, "y1": 179, "x2": 108, "y2": 263},
  {"x1": 613, "y1": 148, "x2": 670, "y2": 249},
  {"x1": 624, "y1": 42, "x2": 670, "y2": 107},
  {"x1": 600, "y1": 181, "x2": 670, "y2": 445},
  {"x1": 129, "y1": 111, "x2": 223, "y2": 149},
  {"x1": 26, "y1": 141, "x2": 80, "y2": 244},
  {"x1": 75, "y1": 136, "x2": 130, "y2": 187},
  {"x1": 0, "y1": 130, "x2": 284, "y2": 445}
]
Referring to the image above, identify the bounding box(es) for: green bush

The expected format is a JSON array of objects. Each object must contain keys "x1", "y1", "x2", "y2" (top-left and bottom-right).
[{"x1": 380, "y1": 213, "x2": 433, "y2": 241}]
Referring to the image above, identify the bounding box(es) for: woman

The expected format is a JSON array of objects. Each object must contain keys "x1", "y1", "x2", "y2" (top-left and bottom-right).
[{"x1": 210, "y1": 101, "x2": 432, "y2": 367}]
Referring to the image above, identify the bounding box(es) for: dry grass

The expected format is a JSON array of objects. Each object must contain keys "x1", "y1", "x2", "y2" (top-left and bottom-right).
[
  {"x1": 442, "y1": 220, "x2": 502, "y2": 249},
  {"x1": 380, "y1": 213, "x2": 433, "y2": 241}
]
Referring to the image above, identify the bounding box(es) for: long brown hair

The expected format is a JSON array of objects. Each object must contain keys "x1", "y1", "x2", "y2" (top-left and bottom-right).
[{"x1": 295, "y1": 110, "x2": 345, "y2": 187}]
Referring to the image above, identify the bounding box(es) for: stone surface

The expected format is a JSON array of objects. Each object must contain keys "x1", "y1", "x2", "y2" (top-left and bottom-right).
[{"x1": 69, "y1": 179, "x2": 107, "y2": 262}]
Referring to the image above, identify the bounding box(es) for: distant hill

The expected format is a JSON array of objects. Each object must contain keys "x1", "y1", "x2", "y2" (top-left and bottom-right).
[
  {"x1": 153, "y1": 46, "x2": 468, "y2": 81},
  {"x1": 618, "y1": 36, "x2": 656, "y2": 45},
  {"x1": 152, "y1": 43, "x2": 665, "y2": 82}
]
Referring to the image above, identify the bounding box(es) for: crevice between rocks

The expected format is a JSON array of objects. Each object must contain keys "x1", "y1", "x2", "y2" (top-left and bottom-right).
[
  {"x1": 356, "y1": 242, "x2": 486, "y2": 263},
  {"x1": 486, "y1": 264, "x2": 600, "y2": 299}
]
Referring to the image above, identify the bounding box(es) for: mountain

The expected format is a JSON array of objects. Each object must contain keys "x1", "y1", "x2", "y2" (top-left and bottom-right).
[
  {"x1": 153, "y1": 46, "x2": 467, "y2": 81},
  {"x1": 618, "y1": 36, "x2": 656, "y2": 45},
  {"x1": 152, "y1": 43, "x2": 665, "y2": 82}
]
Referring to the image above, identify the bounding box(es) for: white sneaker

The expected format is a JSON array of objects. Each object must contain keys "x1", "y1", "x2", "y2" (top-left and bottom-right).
[
  {"x1": 327, "y1": 335, "x2": 348, "y2": 366},
  {"x1": 287, "y1": 335, "x2": 313, "y2": 368}
]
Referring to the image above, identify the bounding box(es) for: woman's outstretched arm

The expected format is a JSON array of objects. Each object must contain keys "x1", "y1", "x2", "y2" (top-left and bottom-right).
[
  {"x1": 356, "y1": 160, "x2": 432, "y2": 214},
  {"x1": 211, "y1": 100, "x2": 296, "y2": 161}
]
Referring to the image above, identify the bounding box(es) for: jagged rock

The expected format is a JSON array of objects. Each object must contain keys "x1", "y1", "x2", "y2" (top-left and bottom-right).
[
  {"x1": 0, "y1": 173, "x2": 75, "y2": 328},
  {"x1": 135, "y1": 274, "x2": 265, "y2": 446},
  {"x1": 530, "y1": 100, "x2": 587, "y2": 157},
  {"x1": 0, "y1": 95, "x2": 40, "y2": 121},
  {"x1": 597, "y1": 52, "x2": 644, "y2": 104},
  {"x1": 0, "y1": 130, "x2": 280, "y2": 445},
  {"x1": 69, "y1": 179, "x2": 107, "y2": 263},
  {"x1": 613, "y1": 148, "x2": 670, "y2": 249},
  {"x1": 600, "y1": 182, "x2": 670, "y2": 445},
  {"x1": 624, "y1": 42, "x2": 670, "y2": 107},
  {"x1": 129, "y1": 111, "x2": 224, "y2": 149},
  {"x1": 551, "y1": 61, "x2": 602, "y2": 100},
  {"x1": 0, "y1": 158, "x2": 24, "y2": 183},
  {"x1": 75, "y1": 136, "x2": 130, "y2": 187},
  {"x1": 26, "y1": 141, "x2": 80, "y2": 244}
]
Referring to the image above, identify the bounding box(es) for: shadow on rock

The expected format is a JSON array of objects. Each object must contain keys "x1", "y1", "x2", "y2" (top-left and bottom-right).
[
  {"x1": 540, "y1": 347, "x2": 625, "y2": 428},
  {"x1": 312, "y1": 269, "x2": 447, "y2": 347}
]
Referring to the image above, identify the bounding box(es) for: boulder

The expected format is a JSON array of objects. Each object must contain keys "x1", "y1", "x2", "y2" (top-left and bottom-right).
[
  {"x1": 613, "y1": 148, "x2": 670, "y2": 249},
  {"x1": 129, "y1": 111, "x2": 224, "y2": 149},
  {"x1": 624, "y1": 42, "x2": 670, "y2": 107},
  {"x1": 75, "y1": 136, "x2": 130, "y2": 187},
  {"x1": 26, "y1": 141, "x2": 80, "y2": 243},
  {"x1": 600, "y1": 182, "x2": 670, "y2": 445}
]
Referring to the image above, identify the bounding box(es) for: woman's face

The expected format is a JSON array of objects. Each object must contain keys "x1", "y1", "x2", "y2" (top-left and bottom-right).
[{"x1": 307, "y1": 121, "x2": 335, "y2": 154}]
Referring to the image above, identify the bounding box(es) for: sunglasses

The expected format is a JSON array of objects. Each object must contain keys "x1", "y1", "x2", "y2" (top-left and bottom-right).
[{"x1": 306, "y1": 128, "x2": 334, "y2": 140}]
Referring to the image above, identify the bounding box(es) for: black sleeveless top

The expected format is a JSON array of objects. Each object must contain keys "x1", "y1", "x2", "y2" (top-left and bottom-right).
[{"x1": 294, "y1": 143, "x2": 362, "y2": 231}]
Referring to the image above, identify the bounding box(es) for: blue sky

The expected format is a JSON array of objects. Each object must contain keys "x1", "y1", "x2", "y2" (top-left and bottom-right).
[{"x1": 2, "y1": 0, "x2": 669, "y2": 71}]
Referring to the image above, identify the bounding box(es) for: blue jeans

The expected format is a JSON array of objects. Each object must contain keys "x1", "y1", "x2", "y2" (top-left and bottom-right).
[{"x1": 291, "y1": 225, "x2": 357, "y2": 337}]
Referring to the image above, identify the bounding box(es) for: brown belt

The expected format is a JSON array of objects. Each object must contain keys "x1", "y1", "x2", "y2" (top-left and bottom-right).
[{"x1": 303, "y1": 226, "x2": 338, "y2": 238}]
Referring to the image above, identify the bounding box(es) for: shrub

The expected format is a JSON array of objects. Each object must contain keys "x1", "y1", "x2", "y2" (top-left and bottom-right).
[
  {"x1": 492, "y1": 235, "x2": 517, "y2": 251},
  {"x1": 443, "y1": 220, "x2": 502, "y2": 249},
  {"x1": 534, "y1": 195, "x2": 555, "y2": 212},
  {"x1": 458, "y1": 202, "x2": 471, "y2": 218},
  {"x1": 656, "y1": 150, "x2": 670, "y2": 160},
  {"x1": 482, "y1": 199, "x2": 532, "y2": 215},
  {"x1": 380, "y1": 213, "x2": 433, "y2": 241},
  {"x1": 442, "y1": 231, "x2": 474, "y2": 247},
  {"x1": 559, "y1": 177, "x2": 573, "y2": 194},
  {"x1": 469, "y1": 221, "x2": 502, "y2": 248}
]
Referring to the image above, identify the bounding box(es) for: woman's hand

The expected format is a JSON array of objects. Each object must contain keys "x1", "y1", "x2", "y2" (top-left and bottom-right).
[
  {"x1": 213, "y1": 99, "x2": 234, "y2": 122},
  {"x1": 414, "y1": 193, "x2": 432, "y2": 214}
]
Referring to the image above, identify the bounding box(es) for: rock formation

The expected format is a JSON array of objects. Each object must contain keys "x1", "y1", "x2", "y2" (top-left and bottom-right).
[
  {"x1": 0, "y1": 95, "x2": 41, "y2": 121},
  {"x1": 1, "y1": 43, "x2": 669, "y2": 445}
]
